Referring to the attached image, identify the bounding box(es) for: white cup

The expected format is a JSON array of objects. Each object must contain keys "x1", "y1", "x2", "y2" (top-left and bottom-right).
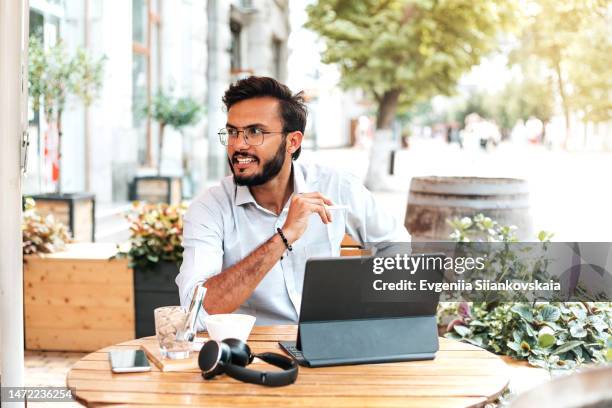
[{"x1": 204, "y1": 314, "x2": 256, "y2": 342}]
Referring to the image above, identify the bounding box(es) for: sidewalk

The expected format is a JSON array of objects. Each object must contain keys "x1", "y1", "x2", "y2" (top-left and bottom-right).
[{"x1": 301, "y1": 139, "x2": 612, "y2": 241}]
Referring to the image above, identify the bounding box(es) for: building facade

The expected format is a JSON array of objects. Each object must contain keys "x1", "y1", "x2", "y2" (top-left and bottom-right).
[{"x1": 24, "y1": 0, "x2": 290, "y2": 203}]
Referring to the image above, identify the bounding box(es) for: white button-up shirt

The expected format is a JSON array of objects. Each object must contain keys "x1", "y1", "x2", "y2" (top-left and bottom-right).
[{"x1": 176, "y1": 162, "x2": 410, "y2": 329}]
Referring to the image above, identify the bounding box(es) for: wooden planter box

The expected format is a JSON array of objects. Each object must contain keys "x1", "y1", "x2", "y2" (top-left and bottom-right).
[
  {"x1": 28, "y1": 192, "x2": 96, "y2": 242},
  {"x1": 24, "y1": 243, "x2": 134, "y2": 351},
  {"x1": 134, "y1": 261, "x2": 181, "y2": 338},
  {"x1": 130, "y1": 176, "x2": 182, "y2": 204}
]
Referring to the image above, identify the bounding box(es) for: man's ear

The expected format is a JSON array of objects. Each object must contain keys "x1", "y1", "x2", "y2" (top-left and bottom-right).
[{"x1": 286, "y1": 131, "x2": 303, "y2": 154}]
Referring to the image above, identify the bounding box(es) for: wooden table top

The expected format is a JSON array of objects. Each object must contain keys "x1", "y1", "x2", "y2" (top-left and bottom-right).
[{"x1": 67, "y1": 325, "x2": 510, "y2": 408}]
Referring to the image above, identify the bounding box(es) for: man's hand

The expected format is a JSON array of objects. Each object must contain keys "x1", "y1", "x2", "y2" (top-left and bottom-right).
[{"x1": 281, "y1": 192, "x2": 333, "y2": 244}]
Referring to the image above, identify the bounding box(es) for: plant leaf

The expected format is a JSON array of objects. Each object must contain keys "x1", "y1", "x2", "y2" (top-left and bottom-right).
[
  {"x1": 511, "y1": 304, "x2": 534, "y2": 322},
  {"x1": 453, "y1": 325, "x2": 471, "y2": 337},
  {"x1": 552, "y1": 341, "x2": 584, "y2": 355},
  {"x1": 538, "y1": 327, "x2": 556, "y2": 348},
  {"x1": 570, "y1": 324, "x2": 587, "y2": 338},
  {"x1": 540, "y1": 305, "x2": 561, "y2": 322}
]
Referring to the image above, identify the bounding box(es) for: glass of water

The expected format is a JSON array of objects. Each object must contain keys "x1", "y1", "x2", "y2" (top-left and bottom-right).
[{"x1": 154, "y1": 306, "x2": 191, "y2": 359}]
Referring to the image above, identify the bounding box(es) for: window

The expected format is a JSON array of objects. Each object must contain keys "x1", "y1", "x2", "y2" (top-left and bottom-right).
[
  {"x1": 132, "y1": 0, "x2": 161, "y2": 167},
  {"x1": 272, "y1": 38, "x2": 282, "y2": 79},
  {"x1": 230, "y1": 20, "x2": 242, "y2": 72}
]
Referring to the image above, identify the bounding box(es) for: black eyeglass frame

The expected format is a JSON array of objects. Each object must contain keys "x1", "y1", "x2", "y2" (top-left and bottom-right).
[{"x1": 218, "y1": 127, "x2": 287, "y2": 146}]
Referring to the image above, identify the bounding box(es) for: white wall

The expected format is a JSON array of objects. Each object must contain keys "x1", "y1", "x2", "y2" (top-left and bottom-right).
[
  {"x1": 159, "y1": 0, "x2": 208, "y2": 189},
  {"x1": 88, "y1": 0, "x2": 135, "y2": 203}
]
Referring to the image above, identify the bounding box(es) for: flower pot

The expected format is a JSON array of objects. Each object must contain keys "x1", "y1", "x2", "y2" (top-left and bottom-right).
[
  {"x1": 27, "y1": 192, "x2": 96, "y2": 242},
  {"x1": 133, "y1": 261, "x2": 181, "y2": 338},
  {"x1": 24, "y1": 243, "x2": 134, "y2": 351},
  {"x1": 129, "y1": 176, "x2": 182, "y2": 204}
]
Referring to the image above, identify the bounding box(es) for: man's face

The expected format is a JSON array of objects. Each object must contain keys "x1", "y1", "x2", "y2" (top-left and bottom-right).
[{"x1": 226, "y1": 97, "x2": 288, "y2": 187}]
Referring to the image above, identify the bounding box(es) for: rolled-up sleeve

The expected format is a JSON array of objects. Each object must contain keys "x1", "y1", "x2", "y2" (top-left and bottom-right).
[
  {"x1": 341, "y1": 174, "x2": 411, "y2": 243},
  {"x1": 176, "y1": 192, "x2": 224, "y2": 329}
]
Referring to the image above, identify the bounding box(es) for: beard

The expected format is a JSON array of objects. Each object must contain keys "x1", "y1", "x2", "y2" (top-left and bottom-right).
[{"x1": 228, "y1": 138, "x2": 287, "y2": 187}]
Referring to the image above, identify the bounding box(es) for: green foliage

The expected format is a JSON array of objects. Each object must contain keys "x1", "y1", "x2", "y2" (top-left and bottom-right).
[
  {"x1": 28, "y1": 36, "x2": 106, "y2": 120},
  {"x1": 71, "y1": 47, "x2": 106, "y2": 107},
  {"x1": 22, "y1": 197, "x2": 71, "y2": 255},
  {"x1": 442, "y1": 214, "x2": 611, "y2": 371},
  {"x1": 447, "y1": 213, "x2": 526, "y2": 243},
  {"x1": 306, "y1": 0, "x2": 518, "y2": 124},
  {"x1": 444, "y1": 302, "x2": 611, "y2": 371},
  {"x1": 148, "y1": 91, "x2": 202, "y2": 131},
  {"x1": 443, "y1": 73, "x2": 555, "y2": 133},
  {"x1": 122, "y1": 202, "x2": 187, "y2": 270},
  {"x1": 512, "y1": 0, "x2": 611, "y2": 123}
]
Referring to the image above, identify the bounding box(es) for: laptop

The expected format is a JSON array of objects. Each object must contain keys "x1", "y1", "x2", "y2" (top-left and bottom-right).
[{"x1": 279, "y1": 252, "x2": 444, "y2": 367}]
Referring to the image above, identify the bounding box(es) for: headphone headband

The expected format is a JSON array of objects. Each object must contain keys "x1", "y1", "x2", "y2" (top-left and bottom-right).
[
  {"x1": 223, "y1": 352, "x2": 298, "y2": 387},
  {"x1": 199, "y1": 339, "x2": 298, "y2": 387}
]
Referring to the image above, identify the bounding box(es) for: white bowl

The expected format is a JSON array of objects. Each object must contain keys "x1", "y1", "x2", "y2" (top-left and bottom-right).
[{"x1": 204, "y1": 314, "x2": 256, "y2": 342}]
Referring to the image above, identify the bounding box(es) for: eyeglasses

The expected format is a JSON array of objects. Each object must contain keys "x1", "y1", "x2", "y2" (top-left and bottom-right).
[{"x1": 218, "y1": 127, "x2": 285, "y2": 146}]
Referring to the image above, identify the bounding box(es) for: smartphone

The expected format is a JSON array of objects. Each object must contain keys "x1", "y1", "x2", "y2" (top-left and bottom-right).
[{"x1": 109, "y1": 349, "x2": 151, "y2": 373}]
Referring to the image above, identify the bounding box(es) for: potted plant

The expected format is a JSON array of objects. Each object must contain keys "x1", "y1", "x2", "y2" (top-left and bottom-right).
[
  {"x1": 23, "y1": 198, "x2": 135, "y2": 351},
  {"x1": 28, "y1": 36, "x2": 106, "y2": 241},
  {"x1": 22, "y1": 197, "x2": 71, "y2": 256},
  {"x1": 439, "y1": 214, "x2": 612, "y2": 373},
  {"x1": 131, "y1": 91, "x2": 202, "y2": 204},
  {"x1": 123, "y1": 202, "x2": 187, "y2": 337}
]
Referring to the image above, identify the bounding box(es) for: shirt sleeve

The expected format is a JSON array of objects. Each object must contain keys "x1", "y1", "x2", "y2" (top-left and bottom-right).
[
  {"x1": 175, "y1": 191, "x2": 225, "y2": 330},
  {"x1": 341, "y1": 173, "x2": 411, "y2": 244}
]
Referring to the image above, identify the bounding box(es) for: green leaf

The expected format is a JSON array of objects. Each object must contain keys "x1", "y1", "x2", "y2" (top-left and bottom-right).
[
  {"x1": 570, "y1": 324, "x2": 587, "y2": 338},
  {"x1": 527, "y1": 356, "x2": 548, "y2": 369},
  {"x1": 444, "y1": 332, "x2": 462, "y2": 341},
  {"x1": 511, "y1": 304, "x2": 534, "y2": 322},
  {"x1": 453, "y1": 325, "x2": 471, "y2": 337},
  {"x1": 507, "y1": 341, "x2": 521, "y2": 352},
  {"x1": 539, "y1": 305, "x2": 561, "y2": 322},
  {"x1": 538, "y1": 326, "x2": 556, "y2": 348},
  {"x1": 571, "y1": 307, "x2": 587, "y2": 320},
  {"x1": 552, "y1": 341, "x2": 585, "y2": 355}
]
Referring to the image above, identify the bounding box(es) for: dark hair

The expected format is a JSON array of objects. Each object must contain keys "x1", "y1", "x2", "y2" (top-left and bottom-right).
[{"x1": 222, "y1": 76, "x2": 307, "y2": 160}]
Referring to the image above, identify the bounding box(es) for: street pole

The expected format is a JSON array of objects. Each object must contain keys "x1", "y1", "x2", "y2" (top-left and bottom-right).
[{"x1": 0, "y1": 0, "x2": 28, "y2": 405}]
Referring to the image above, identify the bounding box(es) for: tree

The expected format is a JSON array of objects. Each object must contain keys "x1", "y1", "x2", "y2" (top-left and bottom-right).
[
  {"x1": 29, "y1": 36, "x2": 105, "y2": 193},
  {"x1": 147, "y1": 91, "x2": 202, "y2": 176},
  {"x1": 567, "y1": 15, "x2": 612, "y2": 124},
  {"x1": 512, "y1": 0, "x2": 610, "y2": 147},
  {"x1": 306, "y1": 0, "x2": 517, "y2": 189}
]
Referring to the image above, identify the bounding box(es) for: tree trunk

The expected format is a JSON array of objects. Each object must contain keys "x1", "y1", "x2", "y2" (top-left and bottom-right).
[
  {"x1": 376, "y1": 89, "x2": 401, "y2": 129},
  {"x1": 554, "y1": 60, "x2": 571, "y2": 150},
  {"x1": 55, "y1": 110, "x2": 63, "y2": 194},
  {"x1": 157, "y1": 122, "x2": 165, "y2": 176},
  {"x1": 365, "y1": 89, "x2": 402, "y2": 191}
]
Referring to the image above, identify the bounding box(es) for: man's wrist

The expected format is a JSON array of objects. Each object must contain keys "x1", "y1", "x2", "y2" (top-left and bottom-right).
[{"x1": 279, "y1": 226, "x2": 297, "y2": 245}]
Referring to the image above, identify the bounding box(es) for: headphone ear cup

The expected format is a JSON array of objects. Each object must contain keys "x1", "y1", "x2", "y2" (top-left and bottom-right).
[
  {"x1": 199, "y1": 340, "x2": 231, "y2": 379},
  {"x1": 223, "y1": 338, "x2": 253, "y2": 366}
]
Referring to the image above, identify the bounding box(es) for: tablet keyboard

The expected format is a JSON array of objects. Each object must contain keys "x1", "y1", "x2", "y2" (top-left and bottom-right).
[{"x1": 279, "y1": 341, "x2": 307, "y2": 366}]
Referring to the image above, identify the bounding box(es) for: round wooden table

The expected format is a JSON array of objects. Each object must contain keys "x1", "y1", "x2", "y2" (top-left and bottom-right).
[{"x1": 67, "y1": 325, "x2": 509, "y2": 407}]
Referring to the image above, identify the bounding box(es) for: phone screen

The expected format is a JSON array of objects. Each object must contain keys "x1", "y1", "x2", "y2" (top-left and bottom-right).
[{"x1": 109, "y1": 350, "x2": 151, "y2": 373}]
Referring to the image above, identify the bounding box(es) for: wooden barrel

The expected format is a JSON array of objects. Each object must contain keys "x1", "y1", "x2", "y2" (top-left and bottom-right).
[{"x1": 405, "y1": 176, "x2": 532, "y2": 241}]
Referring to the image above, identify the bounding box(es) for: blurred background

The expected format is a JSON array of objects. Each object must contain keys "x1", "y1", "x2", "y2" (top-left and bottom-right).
[{"x1": 23, "y1": 0, "x2": 612, "y2": 242}]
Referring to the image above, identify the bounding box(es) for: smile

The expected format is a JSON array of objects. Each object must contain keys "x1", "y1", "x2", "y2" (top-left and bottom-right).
[{"x1": 233, "y1": 154, "x2": 258, "y2": 165}]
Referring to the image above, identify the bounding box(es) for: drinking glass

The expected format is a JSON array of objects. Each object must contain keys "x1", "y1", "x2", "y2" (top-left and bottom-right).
[{"x1": 154, "y1": 306, "x2": 191, "y2": 359}]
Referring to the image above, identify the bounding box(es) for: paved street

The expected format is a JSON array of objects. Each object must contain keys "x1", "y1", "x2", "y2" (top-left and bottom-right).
[{"x1": 300, "y1": 138, "x2": 612, "y2": 242}]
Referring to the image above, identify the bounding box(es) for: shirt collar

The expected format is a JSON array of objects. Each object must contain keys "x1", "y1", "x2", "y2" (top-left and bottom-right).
[{"x1": 234, "y1": 163, "x2": 306, "y2": 207}]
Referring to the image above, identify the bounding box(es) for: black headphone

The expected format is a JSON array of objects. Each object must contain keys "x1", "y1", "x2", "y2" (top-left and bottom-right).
[{"x1": 198, "y1": 338, "x2": 298, "y2": 387}]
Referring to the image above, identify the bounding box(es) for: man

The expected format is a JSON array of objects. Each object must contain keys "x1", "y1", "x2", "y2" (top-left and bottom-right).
[{"x1": 176, "y1": 76, "x2": 409, "y2": 327}]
